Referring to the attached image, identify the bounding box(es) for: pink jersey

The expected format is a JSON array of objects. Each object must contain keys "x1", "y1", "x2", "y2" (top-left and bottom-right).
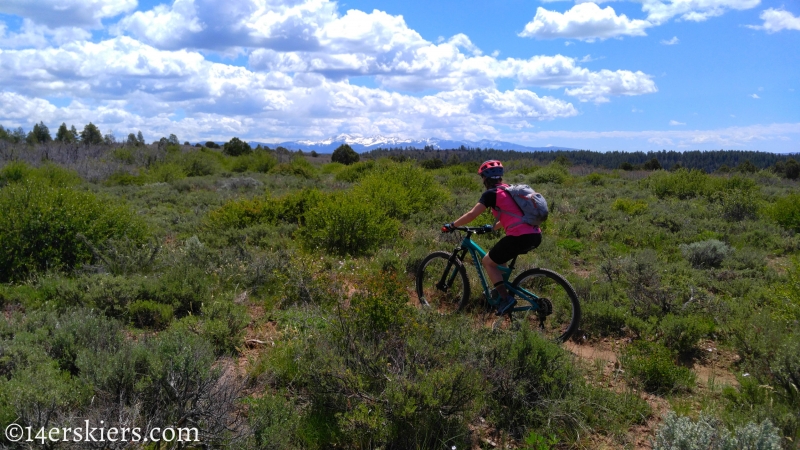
[{"x1": 491, "y1": 185, "x2": 541, "y2": 236}]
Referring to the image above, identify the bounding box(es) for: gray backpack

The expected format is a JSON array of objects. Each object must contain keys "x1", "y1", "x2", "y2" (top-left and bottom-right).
[{"x1": 495, "y1": 185, "x2": 549, "y2": 227}]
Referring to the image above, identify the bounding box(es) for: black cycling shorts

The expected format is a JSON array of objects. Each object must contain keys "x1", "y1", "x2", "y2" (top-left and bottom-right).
[{"x1": 488, "y1": 233, "x2": 542, "y2": 265}]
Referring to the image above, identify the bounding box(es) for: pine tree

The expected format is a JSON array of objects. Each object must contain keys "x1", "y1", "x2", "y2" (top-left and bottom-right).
[
  {"x1": 126, "y1": 133, "x2": 138, "y2": 146},
  {"x1": 332, "y1": 144, "x2": 359, "y2": 165},
  {"x1": 31, "y1": 121, "x2": 52, "y2": 143},
  {"x1": 56, "y1": 123, "x2": 72, "y2": 142},
  {"x1": 80, "y1": 122, "x2": 103, "y2": 145},
  {"x1": 136, "y1": 130, "x2": 145, "y2": 145}
]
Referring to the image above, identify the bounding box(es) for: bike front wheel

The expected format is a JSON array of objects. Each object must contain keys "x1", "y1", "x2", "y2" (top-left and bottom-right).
[
  {"x1": 415, "y1": 251, "x2": 470, "y2": 314},
  {"x1": 511, "y1": 268, "x2": 581, "y2": 343}
]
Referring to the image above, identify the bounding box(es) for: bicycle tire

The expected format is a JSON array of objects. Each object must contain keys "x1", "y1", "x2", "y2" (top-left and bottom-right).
[
  {"x1": 415, "y1": 251, "x2": 470, "y2": 314},
  {"x1": 511, "y1": 268, "x2": 581, "y2": 343}
]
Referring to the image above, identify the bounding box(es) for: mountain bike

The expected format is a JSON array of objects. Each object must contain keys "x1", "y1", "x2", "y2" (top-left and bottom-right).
[{"x1": 415, "y1": 225, "x2": 581, "y2": 343}]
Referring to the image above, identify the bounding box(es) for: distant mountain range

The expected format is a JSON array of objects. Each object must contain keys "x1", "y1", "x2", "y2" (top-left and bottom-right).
[{"x1": 246, "y1": 135, "x2": 577, "y2": 153}]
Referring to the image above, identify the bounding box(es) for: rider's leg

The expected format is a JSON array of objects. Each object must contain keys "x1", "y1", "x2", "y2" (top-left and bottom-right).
[{"x1": 482, "y1": 253, "x2": 509, "y2": 297}]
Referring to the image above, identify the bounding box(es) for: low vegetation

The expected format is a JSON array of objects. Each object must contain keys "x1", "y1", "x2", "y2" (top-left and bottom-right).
[{"x1": 0, "y1": 133, "x2": 798, "y2": 447}]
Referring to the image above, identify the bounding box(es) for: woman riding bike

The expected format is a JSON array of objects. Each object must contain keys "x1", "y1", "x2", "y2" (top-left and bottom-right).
[{"x1": 443, "y1": 160, "x2": 542, "y2": 316}]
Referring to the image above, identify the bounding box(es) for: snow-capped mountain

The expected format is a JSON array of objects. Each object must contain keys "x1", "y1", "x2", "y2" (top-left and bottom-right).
[{"x1": 251, "y1": 135, "x2": 577, "y2": 153}]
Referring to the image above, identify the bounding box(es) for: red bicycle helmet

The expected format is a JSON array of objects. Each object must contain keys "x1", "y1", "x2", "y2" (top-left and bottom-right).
[{"x1": 478, "y1": 160, "x2": 504, "y2": 178}]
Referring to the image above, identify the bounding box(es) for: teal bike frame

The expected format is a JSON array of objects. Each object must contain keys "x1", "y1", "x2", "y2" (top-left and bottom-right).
[{"x1": 441, "y1": 227, "x2": 541, "y2": 313}]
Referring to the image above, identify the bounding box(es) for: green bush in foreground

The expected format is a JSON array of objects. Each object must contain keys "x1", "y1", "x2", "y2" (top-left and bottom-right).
[
  {"x1": 652, "y1": 411, "x2": 781, "y2": 450},
  {"x1": 0, "y1": 180, "x2": 148, "y2": 282}
]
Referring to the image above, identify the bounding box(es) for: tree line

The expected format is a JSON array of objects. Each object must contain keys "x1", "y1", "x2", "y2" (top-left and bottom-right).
[{"x1": 364, "y1": 147, "x2": 799, "y2": 176}]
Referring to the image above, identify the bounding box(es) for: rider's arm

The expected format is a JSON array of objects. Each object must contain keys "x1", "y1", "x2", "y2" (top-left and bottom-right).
[
  {"x1": 493, "y1": 220, "x2": 501, "y2": 230},
  {"x1": 452, "y1": 203, "x2": 487, "y2": 227}
]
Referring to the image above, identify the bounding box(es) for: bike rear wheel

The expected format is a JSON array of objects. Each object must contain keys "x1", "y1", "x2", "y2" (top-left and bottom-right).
[
  {"x1": 415, "y1": 251, "x2": 470, "y2": 314},
  {"x1": 511, "y1": 268, "x2": 581, "y2": 343}
]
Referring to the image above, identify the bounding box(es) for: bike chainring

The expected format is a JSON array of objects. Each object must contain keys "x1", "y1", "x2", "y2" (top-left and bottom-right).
[{"x1": 536, "y1": 297, "x2": 553, "y2": 317}]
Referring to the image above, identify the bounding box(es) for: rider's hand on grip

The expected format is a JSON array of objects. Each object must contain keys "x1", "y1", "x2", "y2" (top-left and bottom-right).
[
  {"x1": 481, "y1": 224, "x2": 494, "y2": 234},
  {"x1": 441, "y1": 223, "x2": 455, "y2": 233}
]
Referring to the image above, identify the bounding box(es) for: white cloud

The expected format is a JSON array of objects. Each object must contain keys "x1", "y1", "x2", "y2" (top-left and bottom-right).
[
  {"x1": 751, "y1": 93, "x2": 760, "y2": 99},
  {"x1": 0, "y1": 19, "x2": 91, "y2": 49},
  {"x1": 642, "y1": 0, "x2": 760, "y2": 25},
  {"x1": 519, "y1": 3, "x2": 652, "y2": 41},
  {"x1": 560, "y1": 68, "x2": 658, "y2": 103},
  {"x1": 0, "y1": 0, "x2": 136, "y2": 28},
  {"x1": 579, "y1": 54, "x2": 603, "y2": 62},
  {"x1": 115, "y1": 0, "x2": 336, "y2": 51},
  {"x1": 0, "y1": 0, "x2": 666, "y2": 142},
  {"x1": 669, "y1": 120, "x2": 685, "y2": 125},
  {"x1": 747, "y1": 8, "x2": 800, "y2": 33},
  {"x1": 510, "y1": 122, "x2": 800, "y2": 148},
  {"x1": 648, "y1": 136, "x2": 674, "y2": 145},
  {"x1": 660, "y1": 36, "x2": 679, "y2": 45}
]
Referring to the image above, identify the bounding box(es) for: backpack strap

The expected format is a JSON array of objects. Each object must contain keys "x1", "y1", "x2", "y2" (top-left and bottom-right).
[{"x1": 492, "y1": 186, "x2": 525, "y2": 228}]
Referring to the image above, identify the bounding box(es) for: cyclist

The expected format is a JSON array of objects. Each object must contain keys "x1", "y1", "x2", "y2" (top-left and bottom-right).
[{"x1": 443, "y1": 160, "x2": 542, "y2": 316}]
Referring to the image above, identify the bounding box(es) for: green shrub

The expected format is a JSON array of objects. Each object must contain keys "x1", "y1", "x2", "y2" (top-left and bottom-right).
[
  {"x1": 612, "y1": 198, "x2": 648, "y2": 215},
  {"x1": 0, "y1": 181, "x2": 148, "y2": 282},
  {"x1": 557, "y1": 238, "x2": 584, "y2": 255},
  {"x1": 269, "y1": 156, "x2": 318, "y2": 179},
  {"x1": 205, "y1": 197, "x2": 278, "y2": 230},
  {"x1": 247, "y1": 393, "x2": 302, "y2": 450},
  {"x1": 1, "y1": 161, "x2": 81, "y2": 187},
  {"x1": 680, "y1": 239, "x2": 732, "y2": 269},
  {"x1": 658, "y1": 314, "x2": 714, "y2": 356},
  {"x1": 351, "y1": 163, "x2": 449, "y2": 220},
  {"x1": 585, "y1": 173, "x2": 605, "y2": 186},
  {"x1": 767, "y1": 193, "x2": 800, "y2": 233},
  {"x1": 299, "y1": 193, "x2": 399, "y2": 255},
  {"x1": 0, "y1": 161, "x2": 33, "y2": 185},
  {"x1": 129, "y1": 299, "x2": 174, "y2": 329},
  {"x1": 180, "y1": 149, "x2": 221, "y2": 176},
  {"x1": 348, "y1": 275, "x2": 411, "y2": 334},
  {"x1": 205, "y1": 188, "x2": 325, "y2": 231},
  {"x1": 646, "y1": 169, "x2": 710, "y2": 199},
  {"x1": 111, "y1": 147, "x2": 135, "y2": 164},
  {"x1": 200, "y1": 300, "x2": 249, "y2": 355},
  {"x1": 334, "y1": 160, "x2": 375, "y2": 182},
  {"x1": 652, "y1": 411, "x2": 781, "y2": 450},
  {"x1": 621, "y1": 341, "x2": 695, "y2": 395},
  {"x1": 231, "y1": 149, "x2": 278, "y2": 173},
  {"x1": 146, "y1": 162, "x2": 187, "y2": 182},
  {"x1": 530, "y1": 165, "x2": 568, "y2": 184},
  {"x1": 582, "y1": 301, "x2": 644, "y2": 338},
  {"x1": 145, "y1": 264, "x2": 211, "y2": 316}
]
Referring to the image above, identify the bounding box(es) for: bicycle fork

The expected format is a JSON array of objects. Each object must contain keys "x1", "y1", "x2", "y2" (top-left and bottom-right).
[{"x1": 435, "y1": 249, "x2": 465, "y2": 292}]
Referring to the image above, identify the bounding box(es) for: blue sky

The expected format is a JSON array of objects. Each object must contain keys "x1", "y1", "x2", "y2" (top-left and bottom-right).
[{"x1": 0, "y1": 0, "x2": 798, "y2": 151}]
